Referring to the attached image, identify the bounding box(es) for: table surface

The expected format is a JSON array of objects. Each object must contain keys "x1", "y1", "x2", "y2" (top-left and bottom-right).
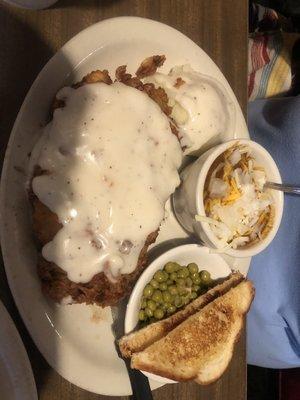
[{"x1": 0, "y1": 1, "x2": 248, "y2": 399}]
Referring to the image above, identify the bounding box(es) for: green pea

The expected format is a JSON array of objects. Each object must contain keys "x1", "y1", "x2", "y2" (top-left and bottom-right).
[
  {"x1": 145, "y1": 308, "x2": 153, "y2": 318},
  {"x1": 167, "y1": 305, "x2": 176, "y2": 314},
  {"x1": 147, "y1": 300, "x2": 157, "y2": 311},
  {"x1": 174, "y1": 295, "x2": 183, "y2": 308},
  {"x1": 161, "y1": 303, "x2": 168, "y2": 311},
  {"x1": 185, "y1": 277, "x2": 193, "y2": 287},
  {"x1": 139, "y1": 310, "x2": 145, "y2": 321},
  {"x1": 154, "y1": 270, "x2": 165, "y2": 283},
  {"x1": 154, "y1": 308, "x2": 165, "y2": 320},
  {"x1": 162, "y1": 271, "x2": 169, "y2": 281},
  {"x1": 168, "y1": 285, "x2": 178, "y2": 295},
  {"x1": 150, "y1": 279, "x2": 159, "y2": 289},
  {"x1": 188, "y1": 263, "x2": 199, "y2": 274},
  {"x1": 163, "y1": 291, "x2": 172, "y2": 303},
  {"x1": 164, "y1": 262, "x2": 176, "y2": 273},
  {"x1": 159, "y1": 282, "x2": 168, "y2": 291},
  {"x1": 166, "y1": 279, "x2": 173, "y2": 286},
  {"x1": 141, "y1": 298, "x2": 147, "y2": 309},
  {"x1": 192, "y1": 284, "x2": 200, "y2": 292},
  {"x1": 191, "y1": 273, "x2": 201, "y2": 285},
  {"x1": 179, "y1": 267, "x2": 189, "y2": 278},
  {"x1": 152, "y1": 290, "x2": 163, "y2": 303},
  {"x1": 190, "y1": 291, "x2": 198, "y2": 300},
  {"x1": 143, "y1": 284, "x2": 154, "y2": 298},
  {"x1": 200, "y1": 270, "x2": 212, "y2": 285},
  {"x1": 177, "y1": 270, "x2": 185, "y2": 279},
  {"x1": 170, "y1": 272, "x2": 178, "y2": 281},
  {"x1": 177, "y1": 286, "x2": 187, "y2": 296},
  {"x1": 177, "y1": 278, "x2": 185, "y2": 287},
  {"x1": 173, "y1": 263, "x2": 181, "y2": 271}
]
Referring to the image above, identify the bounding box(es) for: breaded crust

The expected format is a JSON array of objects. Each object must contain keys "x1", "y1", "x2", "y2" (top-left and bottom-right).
[
  {"x1": 136, "y1": 55, "x2": 166, "y2": 78},
  {"x1": 31, "y1": 56, "x2": 178, "y2": 307},
  {"x1": 36, "y1": 229, "x2": 158, "y2": 306}
]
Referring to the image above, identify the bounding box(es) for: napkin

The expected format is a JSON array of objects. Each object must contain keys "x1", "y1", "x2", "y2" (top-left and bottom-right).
[
  {"x1": 247, "y1": 96, "x2": 300, "y2": 368},
  {"x1": 248, "y1": 3, "x2": 293, "y2": 100}
]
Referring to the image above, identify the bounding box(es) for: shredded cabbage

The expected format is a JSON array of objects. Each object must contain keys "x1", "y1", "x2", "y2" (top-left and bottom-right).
[{"x1": 199, "y1": 144, "x2": 274, "y2": 249}]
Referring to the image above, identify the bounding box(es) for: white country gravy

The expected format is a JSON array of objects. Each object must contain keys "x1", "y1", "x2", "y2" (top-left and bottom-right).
[
  {"x1": 31, "y1": 82, "x2": 182, "y2": 283},
  {"x1": 144, "y1": 65, "x2": 235, "y2": 155}
]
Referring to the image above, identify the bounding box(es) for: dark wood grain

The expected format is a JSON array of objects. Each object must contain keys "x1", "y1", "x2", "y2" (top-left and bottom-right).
[{"x1": 0, "y1": 1, "x2": 248, "y2": 399}]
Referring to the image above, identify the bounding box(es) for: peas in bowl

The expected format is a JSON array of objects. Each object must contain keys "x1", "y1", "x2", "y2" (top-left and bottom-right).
[
  {"x1": 124, "y1": 244, "x2": 232, "y2": 384},
  {"x1": 138, "y1": 261, "x2": 214, "y2": 324},
  {"x1": 125, "y1": 244, "x2": 232, "y2": 334}
]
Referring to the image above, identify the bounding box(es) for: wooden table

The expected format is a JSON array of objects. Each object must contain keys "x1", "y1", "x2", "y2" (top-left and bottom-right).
[{"x1": 0, "y1": 1, "x2": 248, "y2": 399}]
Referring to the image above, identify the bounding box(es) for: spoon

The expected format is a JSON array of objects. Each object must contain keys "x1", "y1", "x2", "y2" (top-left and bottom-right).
[{"x1": 265, "y1": 181, "x2": 300, "y2": 195}]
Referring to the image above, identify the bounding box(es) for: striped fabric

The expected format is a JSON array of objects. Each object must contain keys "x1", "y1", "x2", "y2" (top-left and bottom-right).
[{"x1": 248, "y1": 4, "x2": 292, "y2": 100}]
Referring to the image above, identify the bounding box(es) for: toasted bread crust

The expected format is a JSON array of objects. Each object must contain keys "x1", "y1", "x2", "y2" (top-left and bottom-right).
[
  {"x1": 194, "y1": 283, "x2": 255, "y2": 385},
  {"x1": 119, "y1": 272, "x2": 244, "y2": 357},
  {"x1": 130, "y1": 280, "x2": 255, "y2": 383}
]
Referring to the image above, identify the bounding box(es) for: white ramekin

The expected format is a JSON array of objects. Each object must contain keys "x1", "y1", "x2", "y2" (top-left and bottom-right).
[{"x1": 173, "y1": 139, "x2": 284, "y2": 258}]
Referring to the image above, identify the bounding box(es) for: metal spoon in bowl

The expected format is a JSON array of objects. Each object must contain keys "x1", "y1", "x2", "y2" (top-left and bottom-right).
[{"x1": 265, "y1": 181, "x2": 300, "y2": 195}]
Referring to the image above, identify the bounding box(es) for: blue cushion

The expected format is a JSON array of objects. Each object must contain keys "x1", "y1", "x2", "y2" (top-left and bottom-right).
[{"x1": 247, "y1": 96, "x2": 300, "y2": 368}]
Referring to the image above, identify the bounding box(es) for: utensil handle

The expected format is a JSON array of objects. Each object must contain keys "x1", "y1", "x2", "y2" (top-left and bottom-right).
[
  {"x1": 265, "y1": 181, "x2": 300, "y2": 195},
  {"x1": 126, "y1": 361, "x2": 153, "y2": 400}
]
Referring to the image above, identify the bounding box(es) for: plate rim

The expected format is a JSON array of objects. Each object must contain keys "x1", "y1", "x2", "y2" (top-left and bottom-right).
[
  {"x1": 0, "y1": 16, "x2": 250, "y2": 396},
  {"x1": 0, "y1": 300, "x2": 38, "y2": 400}
]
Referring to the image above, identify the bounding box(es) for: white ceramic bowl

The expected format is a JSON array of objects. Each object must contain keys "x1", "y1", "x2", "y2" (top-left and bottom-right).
[
  {"x1": 3, "y1": 0, "x2": 58, "y2": 9},
  {"x1": 173, "y1": 139, "x2": 284, "y2": 258},
  {"x1": 124, "y1": 243, "x2": 232, "y2": 383}
]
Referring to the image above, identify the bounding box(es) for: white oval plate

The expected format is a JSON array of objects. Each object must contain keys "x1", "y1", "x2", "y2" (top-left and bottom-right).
[
  {"x1": 0, "y1": 301, "x2": 38, "y2": 400},
  {"x1": 0, "y1": 17, "x2": 250, "y2": 396},
  {"x1": 125, "y1": 244, "x2": 232, "y2": 384}
]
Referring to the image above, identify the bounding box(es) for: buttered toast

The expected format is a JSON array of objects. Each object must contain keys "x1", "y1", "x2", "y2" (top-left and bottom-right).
[
  {"x1": 130, "y1": 279, "x2": 254, "y2": 384},
  {"x1": 119, "y1": 272, "x2": 244, "y2": 358}
]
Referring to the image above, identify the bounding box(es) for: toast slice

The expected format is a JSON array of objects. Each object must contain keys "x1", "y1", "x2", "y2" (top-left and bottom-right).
[
  {"x1": 119, "y1": 272, "x2": 244, "y2": 357},
  {"x1": 130, "y1": 279, "x2": 254, "y2": 384}
]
